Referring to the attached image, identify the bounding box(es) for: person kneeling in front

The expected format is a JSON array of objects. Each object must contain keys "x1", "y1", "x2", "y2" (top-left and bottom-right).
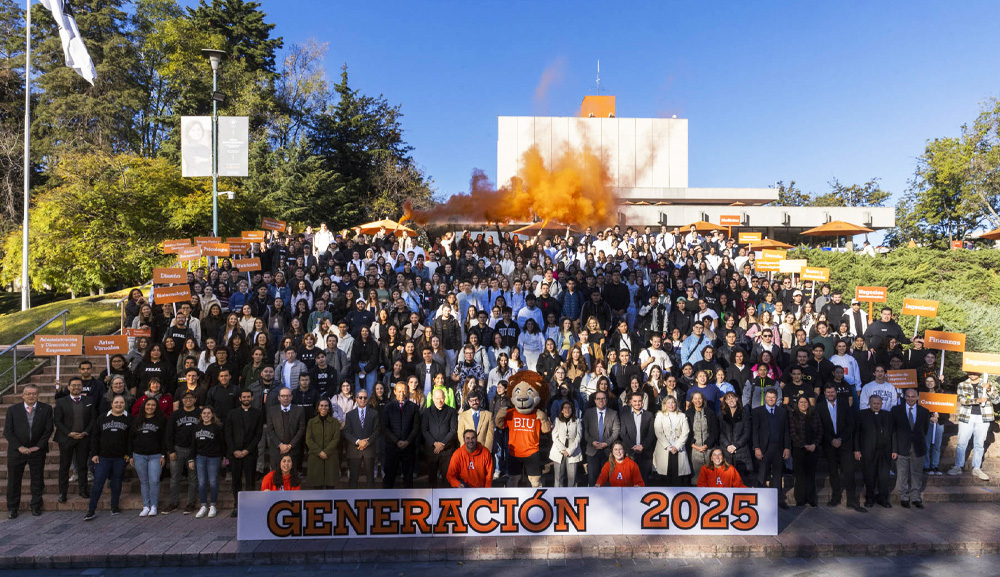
[
  {"x1": 447, "y1": 429, "x2": 494, "y2": 488},
  {"x1": 697, "y1": 448, "x2": 746, "y2": 488},
  {"x1": 595, "y1": 441, "x2": 645, "y2": 487}
]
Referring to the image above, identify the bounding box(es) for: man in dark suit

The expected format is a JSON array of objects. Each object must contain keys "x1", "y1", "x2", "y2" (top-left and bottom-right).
[
  {"x1": 619, "y1": 391, "x2": 655, "y2": 482},
  {"x1": 751, "y1": 389, "x2": 791, "y2": 509},
  {"x1": 4, "y1": 384, "x2": 54, "y2": 518},
  {"x1": 53, "y1": 377, "x2": 95, "y2": 503},
  {"x1": 421, "y1": 388, "x2": 458, "y2": 488},
  {"x1": 816, "y1": 384, "x2": 865, "y2": 512},
  {"x1": 343, "y1": 390, "x2": 380, "y2": 489},
  {"x1": 382, "y1": 381, "x2": 421, "y2": 488},
  {"x1": 854, "y1": 394, "x2": 893, "y2": 508},
  {"x1": 582, "y1": 391, "x2": 621, "y2": 486},
  {"x1": 265, "y1": 387, "x2": 305, "y2": 471},
  {"x1": 225, "y1": 389, "x2": 264, "y2": 517},
  {"x1": 891, "y1": 388, "x2": 930, "y2": 508},
  {"x1": 417, "y1": 347, "x2": 446, "y2": 398}
]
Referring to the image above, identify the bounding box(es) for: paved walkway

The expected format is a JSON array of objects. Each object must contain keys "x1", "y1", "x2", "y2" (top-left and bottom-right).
[{"x1": 0, "y1": 502, "x2": 998, "y2": 569}]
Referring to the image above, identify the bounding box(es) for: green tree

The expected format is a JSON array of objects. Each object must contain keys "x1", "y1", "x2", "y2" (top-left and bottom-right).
[
  {"x1": 187, "y1": 0, "x2": 282, "y2": 77},
  {"x1": 767, "y1": 180, "x2": 812, "y2": 206},
  {"x1": 0, "y1": 0, "x2": 25, "y2": 232},
  {"x1": 813, "y1": 177, "x2": 890, "y2": 207},
  {"x1": 0, "y1": 153, "x2": 207, "y2": 295}
]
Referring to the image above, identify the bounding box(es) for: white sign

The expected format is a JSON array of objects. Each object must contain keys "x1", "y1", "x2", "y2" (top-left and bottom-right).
[
  {"x1": 218, "y1": 116, "x2": 249, "y2": 177},
  {"x1": 236, "y1": 487, "x2": 778, "y2": 540},
  {"x1": 181, "y1": 116, "x2": 212, "y2": 177}
]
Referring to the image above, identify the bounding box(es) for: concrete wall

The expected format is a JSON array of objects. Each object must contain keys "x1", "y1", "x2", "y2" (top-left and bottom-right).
[{"x1": 618, "y1": 205, "x2": 897, "y2": 230}]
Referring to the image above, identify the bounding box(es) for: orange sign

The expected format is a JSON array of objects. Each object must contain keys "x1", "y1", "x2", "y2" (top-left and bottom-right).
[
  {"x1": 154, "y1": 284, "x2": 192, "y2": 304},
  {"x1": 961, "y1": 352, "x2": 1000, "y2": 373},
  {"x1": 35, "y1": 335, "x2": 83, "y2": 356},
  {"x1": 855, "y1": 286, "x2": 887, "y2": 303},
  {"x1": 918, "y1": 392, "x2": 959, "y2": 414},
  {"x1": 242, "y1": 230, "x2": 265, "y2": 242},
  {"x1": 761, "y1": 249, "x2": 787, "y2": 260},
  {"x1": 800, "y1": 266, "x2": 830, "y2": 282},
  {"x1": 84, "y1": 335, "x2": 128, "y2": 356},
  {"x1": 162, "y1": 239, "x2": 191, "y2": 254},
  {"x1": 176, "y1": 246, "x2": 202, "y2": 262},
  {"x1": 887, "y1": 369, "x2": 918, "y2": 389},
  {"x1": 261, "y1": 218, "x2": 286, "y2": 232},
  {"x1": 738, "y1": 232, "x2": 762, "y2": 244},
  {"x1": 227, "y1": 240, "x2": 250, "y2": 255},
  {"x1": 233, "y1": 257, "x2": 263, "y2": 272},
  {"x1": 719, "y1": 215, "x2": 741, "y2": 226},
  {"x1": 123, "y1": 327, "x2": 151, "y2": 338},
  {"x1": 193, "y1": 237, "x2": 222, "y2": 247},
  {"x1": 924, "y1": 330, "x2": 966, "y2": 352},
  {"x1": 902, "y1": 298, "x2": 939, "y2": 317},
  {"x1": 755, "y1": 259, "x2": 780, "y2": 272},
  {"x1": 201, "y1": 243, "x2": 230, "y2": 257},
  {"x1": 153, "y1": 268, "x2": 187, "y2": 284},
  {"x1": 951, "y1": 240, "x2": 963, "y2": 250}
]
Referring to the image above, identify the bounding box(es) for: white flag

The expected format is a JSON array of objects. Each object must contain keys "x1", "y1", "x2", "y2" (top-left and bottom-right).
[{"x1": 39, "y1": 0, "x2": 97, "y2": 85}]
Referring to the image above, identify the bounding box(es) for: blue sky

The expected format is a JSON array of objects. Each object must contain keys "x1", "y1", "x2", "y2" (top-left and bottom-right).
[{"x1": 251, "y1": 1, "x2": 999, "y2": 207}]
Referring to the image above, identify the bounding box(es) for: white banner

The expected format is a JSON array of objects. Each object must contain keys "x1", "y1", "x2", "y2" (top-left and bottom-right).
[
  {"x1": 218, "y1": 116, "x2": 249, "y2": 177},
  {"x1": 236, "y1": 487, "x2": 777, "y2": 540},
  {"x1": 181, "y1": 116, "x2": 212, "y2": 177}
]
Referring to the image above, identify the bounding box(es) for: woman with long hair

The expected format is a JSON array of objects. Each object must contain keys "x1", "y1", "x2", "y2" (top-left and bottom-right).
[
  {"x1": 652, "y1": 396, "x2": 691, "y2": 486},
  {"x1": 696, "y1": 447, "x2": 746, "y2": 488},
  {"x1": 132, "y1": 377, "x2": 173, "y2": 417},
  {"x1": 718, "y1": 392, "x2": 752, "y2": 484},
  {"x1": 518, "y1": 318, "x2": 545, "y2": 371},
  {"x1": 789, "y1": 396, "x2": 822, "y2": 507},
  {"x1": 595, "y1": 441, "x2": 645, "y2": 487},
  {"x1": 261, "y1": 454, "x2": 301, "y2": 491},
  {"x1": 549, "y1": 400, "x2": 582, "y2": 487},
  {"x1": 920, "y1": 374, "x2": 947, "y2": 475},
  {"x1": 535, "y1": 338, "x2": 562, "y2": 382},
  {"x1": 685, "y1": 390, "x2": 719, "y2": 485},
  {"x1": 190, "y1": 406, "x2": 225, "y2": 518},
  {"x1": 84, "y1": 395, "x2": 131, "y2": 521},
  {"x1": 130, "y1": 397, "x2": 168, "y2": 516}
]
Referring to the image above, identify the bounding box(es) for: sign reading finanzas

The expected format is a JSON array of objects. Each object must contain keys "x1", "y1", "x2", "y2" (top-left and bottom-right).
[{"x1": 237, "y1": 488, "x2": 778, "y2": 540}]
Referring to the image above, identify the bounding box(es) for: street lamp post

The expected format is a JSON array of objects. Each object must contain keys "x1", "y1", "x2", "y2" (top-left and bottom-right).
[{"x1": 201, "y1": 49, "x2": 226, "y2": 237}]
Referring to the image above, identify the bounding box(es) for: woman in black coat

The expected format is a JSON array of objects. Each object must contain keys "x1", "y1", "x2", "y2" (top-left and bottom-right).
[
  {"x1": 718, "y1": 391, "x2": 753, "y2": 485},
  {"x1": 684, "y1": 391, "x2": 719, "y2": 483}
]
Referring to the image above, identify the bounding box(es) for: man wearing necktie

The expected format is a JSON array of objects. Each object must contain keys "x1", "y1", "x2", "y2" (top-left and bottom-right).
[
  {"x1": 53, "y1": 377, "x2": 95, "y2": 504},
  {"x1": 5, "y1": 385, "x2": 54, "y2": 518},
  {"x1": 458, "y1": 392, "x2": 494, "y2": 451},
  {"x1": 343, "y1": 391, "x2": 379, "y2": 489},
  {"x1": 751, "y1": 389, "x2": 791, "y2": 509},
  {"x1": 891, "y1": 388, "x2": 930, "y2": 508},
  {"x1": 382, "y1": 382, "x2": 420, "y2": 488}
]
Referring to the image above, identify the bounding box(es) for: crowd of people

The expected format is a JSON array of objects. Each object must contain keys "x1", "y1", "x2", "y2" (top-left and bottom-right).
[{"x1": 5, "y1": 222, "x2": 999, "y2": 521}]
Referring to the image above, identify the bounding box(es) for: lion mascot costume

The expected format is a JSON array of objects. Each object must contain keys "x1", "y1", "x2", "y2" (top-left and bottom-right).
[{"x1": 494, "y1": 370, "x2": 551, "y2": 488}]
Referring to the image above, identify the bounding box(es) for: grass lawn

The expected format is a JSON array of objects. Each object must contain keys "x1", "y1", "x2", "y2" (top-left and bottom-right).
[
  {"x1": 0, "y1": 287, "x2": 136, "y2": 345},
  {"x1": 0, "y1": 356, "x2": 42, "y2": 390}
]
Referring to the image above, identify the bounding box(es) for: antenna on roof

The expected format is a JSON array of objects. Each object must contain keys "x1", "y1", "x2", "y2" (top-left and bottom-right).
[{"x1": 596, "y1": 60, "x2": 601, "y2": 95}]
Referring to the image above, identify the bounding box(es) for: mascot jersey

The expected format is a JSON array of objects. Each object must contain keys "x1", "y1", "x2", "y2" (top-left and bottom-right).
[{"x1": 505, "y1": 410, "x2": 541, "y2": 458}]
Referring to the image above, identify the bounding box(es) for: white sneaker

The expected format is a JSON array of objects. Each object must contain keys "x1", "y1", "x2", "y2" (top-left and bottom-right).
[
  {"x1": 195, "y1": 506, "x2": 208, "y2": 518},
  {"x1": 972, "y1": 468, "x2": 990, "y2": 481},
  {"x1": 207, "y1": 505, "x2": 217, "y2": 518},
  {"x1": 149, "y1": 506, "x2": 158, "y2": 516},
  {"x1": 139, "y1": 507, "x2": 150, "y2": 517},
  {"x1": 947, "y1": 466, "x2": 963, "y2": 476}
]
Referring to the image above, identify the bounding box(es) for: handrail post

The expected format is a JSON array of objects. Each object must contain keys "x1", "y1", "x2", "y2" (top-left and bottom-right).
[
  {"x1": 12, "y1": 346, "x2": 17, "y2": 395},
  {"x1": 62, "y1": 311, "x2": 67, "y2": 335}
]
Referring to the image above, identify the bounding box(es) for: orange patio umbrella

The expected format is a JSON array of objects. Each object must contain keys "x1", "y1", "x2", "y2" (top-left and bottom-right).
[
  {"x1": 353, "y1": 219, "x2": 417, "y2": 237},
  {"x1": 750, "y1": 238, "x2": 795, "y2": 250},
  {"x1": 977, "y1": 227, "x2": 1000, "y2": 241},
  {"x1": 684, "y1": 220, "x2": 723, "y2": 233},
  {"x1": 801, "y1": 220, "x2": 874, "y2": 236}
]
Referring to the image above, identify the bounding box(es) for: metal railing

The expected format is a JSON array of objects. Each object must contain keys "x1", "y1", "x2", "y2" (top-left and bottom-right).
[
  {"x1": 118, "y1": 280, "x2": 153, "y2": 334},
  {"x1": 0, "y1": 309, "x2": 70, "y2": 395}
]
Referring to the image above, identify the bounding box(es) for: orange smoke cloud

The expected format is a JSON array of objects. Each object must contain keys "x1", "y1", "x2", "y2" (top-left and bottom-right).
[
  {"x1": 405, "y1": 145, "x2": 617, "y2": 229},
  {"x1": 533, "y1": 57, "x2": 566, "y2": 115}
]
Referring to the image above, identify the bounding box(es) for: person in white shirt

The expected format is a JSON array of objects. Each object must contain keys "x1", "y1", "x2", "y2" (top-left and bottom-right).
[
  {"x1": 639, "y1": 335, "x2": 672, "y2": 376},
  {"x1": 830, "y1": 340, "x2": 862, "y2": 391},
  {"x1": 859, "y1": 366, "x2": 897, "y2": 410}
]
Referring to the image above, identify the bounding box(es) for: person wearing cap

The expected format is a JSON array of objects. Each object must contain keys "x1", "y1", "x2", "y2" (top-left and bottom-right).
[{"x1": 844, "y1": 299, "x2": 869, "y2": 338}]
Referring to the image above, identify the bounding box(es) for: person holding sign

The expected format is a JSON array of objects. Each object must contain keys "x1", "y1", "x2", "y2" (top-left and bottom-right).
[
  {"x1": 919, "y1": 375, "x2": 948, "y2": 475},
  {"x1": 947, "y1": 372, "x2": 1000, "y2": 481}
]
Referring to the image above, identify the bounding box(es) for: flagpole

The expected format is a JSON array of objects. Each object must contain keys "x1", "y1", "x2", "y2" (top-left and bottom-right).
[{"x1": 21, "y1": 0, "x2": 31, "y2": 311}]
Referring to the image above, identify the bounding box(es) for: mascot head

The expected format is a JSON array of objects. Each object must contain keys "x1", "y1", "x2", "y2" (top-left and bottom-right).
[{"x1": 506, "y1": 370, "x2": 549, "y2": 415}]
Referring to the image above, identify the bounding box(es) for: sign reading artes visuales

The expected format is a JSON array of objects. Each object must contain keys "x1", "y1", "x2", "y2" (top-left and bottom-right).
[{"x1": 237, "y1": 487, "x2": 778, "y2": 540}]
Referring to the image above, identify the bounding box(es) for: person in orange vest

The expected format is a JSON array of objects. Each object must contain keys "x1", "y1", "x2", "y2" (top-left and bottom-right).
[
  {"x1": 697, "y1": 447, "x2": 746, "y2": 488},
  {"x1": 595, "y1": 441, "x2": 645, "y2": 487},
  {"x1": 447, "y1": 429, "x2": 494, "y2": 488}
]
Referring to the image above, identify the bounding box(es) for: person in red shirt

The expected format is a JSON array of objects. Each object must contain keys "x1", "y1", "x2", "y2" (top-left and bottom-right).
[
  {"x1": 596, "y1": 441, "x2": 645, "y2": 487},
  {"x1": 697, "y1": 448, "x2": 746, "y2": 488},
  {"x1": 260, "y1": 454, "x2": 301, "y2": 491},
  {"x1": 447, "y1": 429, "x2": 494, "y2": 488}
]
